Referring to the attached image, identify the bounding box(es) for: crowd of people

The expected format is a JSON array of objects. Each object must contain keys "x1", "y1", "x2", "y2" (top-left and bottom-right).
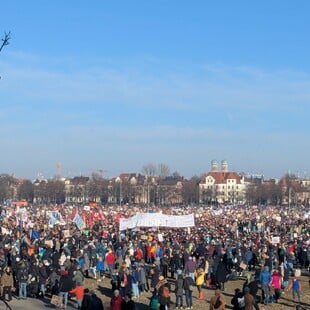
[{"x1": 0, "y1": 203, "x2": 308, "y2": 309}]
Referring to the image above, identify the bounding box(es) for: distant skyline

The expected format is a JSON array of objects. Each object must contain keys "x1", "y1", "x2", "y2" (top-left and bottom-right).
[{"x1": 1, "y1": 1, "x2": 310, "y2": 180}]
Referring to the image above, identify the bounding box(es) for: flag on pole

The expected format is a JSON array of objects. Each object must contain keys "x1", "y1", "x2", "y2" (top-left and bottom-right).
[{"x1": 31, "y1": 230, "x2": 40, "y2": 240}]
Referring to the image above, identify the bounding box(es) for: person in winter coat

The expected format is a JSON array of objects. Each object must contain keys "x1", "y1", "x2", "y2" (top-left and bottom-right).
[
  {"x1": 58, "y1": 270, "x2": 73, "y2": 308},
  {"x1": 270, "y1": 270, "x2": 281, "y2": 302},
  {"x1": 138, "y1": 264, "x2": 148, "y2": 292},
  {"x1": 175, "y1": 274, "x2": 184, "y2": 309},
  {"x1": 16, "y1": 259, "x2": 29, "y2": 299},
  {"x1": 96, "y1": 255, "x2": 105, "y2": 281},
  {"x1": 106, "y1": 250, "x2": 116, "y2": 276},
  {"x1": 244, "y1": 287, "x2": 256, "y2": 310},
  {"x1": 183, "y1": 272, "x2": 195, "y2": 309},
  {"x1": 110, "y1": 289, "x2": 123, "y2": 310},
  {"x1": 243, "y1": 275, "x2": 259, "y2": 300},
  {"x1": 287, "y1": 276, "x2": 301, "y2": 303},
  {"x1": 73, "y1": 267, "x2": 85, "y2": 286},
  {"x1": 231, "y1": 288, "x2": 244, "y2": 310},
  {"x1": 119, "y1": 269, "x2": 131, "y2": 298},
  {"x1": 0, "y1": 266, "x2": 14, "y2": 301},
  {"x1": 38, "y1": 261, "x2": 49, "y2": 297},
  {"x1": 185, "y1": 256, "x2": 196, "y2": 281},
  {"x1": 157, "y1": 276, "x2": 171, "y2": 310},
  {"x1": 215, "y1": 258, "x2": 227, "y2": 291},
  {"x1": 209, "y1": 289, "x2": 225, "y2": 310},
  {"x1": 83, "y1": 253, "x2": 90, "y2": 278},
  {"x1": 121, "y1": 293, "x2": 136, "y2": 310},
  {"x1": 70, "y1": 283, "x2": 85, "y2": 309},
  {"x1": 78, "y1": 288, "x2": 103, "y2": 310},
  {"x1": 259, "y1": 266, "x2": 271, "y2": 304},
  {"x1": 131, "y1": 267, "x2": 140, "y2": 299},
  {"x1": 195, "y1": 267, "x2": 205, "y2": 300},
  {"x1": 150, "y1": 267, "x2": 160, "y2": 291},
  {"x1": 81, "y1": 288, "x2": 92, "y2": 310}
]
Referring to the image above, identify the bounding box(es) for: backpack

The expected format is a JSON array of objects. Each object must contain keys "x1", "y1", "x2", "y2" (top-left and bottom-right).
[
  {"x1": 162, "y1": 286, "x2": 170, "y2": 298},
  {"x1": 150, "y1": 295, "x2": 159, "y2": 309},
  {"x1": 214, "y1": 296, "x2": 222, "y2": 309}
]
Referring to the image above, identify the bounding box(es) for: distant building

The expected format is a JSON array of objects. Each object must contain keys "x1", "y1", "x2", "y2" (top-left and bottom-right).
[
  {"x1": 108, "y1": 173, "x2": 183, "y2": 205},
  {"x1": 199, "y1": 160, "x2": 247, "y2": 204},
  {"x1": 65, "y1": 176, "x2": 91, "y2": 204}
]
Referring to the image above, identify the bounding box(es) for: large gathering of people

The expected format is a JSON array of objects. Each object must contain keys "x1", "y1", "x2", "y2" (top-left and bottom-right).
[{"x1": 0, "y1": 203, "x2": 309, "y2": 309}]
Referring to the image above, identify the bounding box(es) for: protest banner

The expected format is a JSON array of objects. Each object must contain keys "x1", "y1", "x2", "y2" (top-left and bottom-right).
[
  {"x1": 271, "y1": 236, "x2": 280, "y2": 244},
  {"x1": 119, "y1": 213, "x2": 195, "y2": 231},
  {"x1": 73, "y1": 213, "x2": 85, "y2": 230}
]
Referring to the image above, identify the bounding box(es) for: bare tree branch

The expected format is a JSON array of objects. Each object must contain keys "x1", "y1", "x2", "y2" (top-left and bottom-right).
[{"x1": 0, "y1": 31, "x2": 11, "y2": 53}]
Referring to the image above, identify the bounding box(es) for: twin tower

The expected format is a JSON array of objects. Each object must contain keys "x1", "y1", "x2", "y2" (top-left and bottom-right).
[{"x1": 211, "y1": 160, "x2": 229, "y2": 172}]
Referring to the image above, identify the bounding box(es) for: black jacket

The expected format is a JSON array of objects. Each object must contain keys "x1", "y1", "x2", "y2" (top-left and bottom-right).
[{"x1": 59, "y1": 274, "x2": 73, "y2": 292}]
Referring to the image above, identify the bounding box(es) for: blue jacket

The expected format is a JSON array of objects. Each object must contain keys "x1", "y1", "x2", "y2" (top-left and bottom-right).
[{"x1": 259, "y1": 269, "x2": 271, "y2": 285}]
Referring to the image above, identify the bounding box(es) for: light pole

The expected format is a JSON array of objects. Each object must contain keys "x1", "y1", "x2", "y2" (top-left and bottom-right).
[
  {"x1": 288, "y1": 187, "x2": 292, "y2": 211},
  {"x1": 116, "y1": 177, "x2": 122, "y2": 207},
  {"x1": 119, "y1": 180, "x2": 122, "y2": 207}
]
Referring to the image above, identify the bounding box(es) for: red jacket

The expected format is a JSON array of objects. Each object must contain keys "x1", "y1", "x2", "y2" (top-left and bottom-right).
[
  {"x1": 110, "y1": 295, "x2": 123, "y2": 310},
  {"x1": 70, "y1": 285, "x2": 84, "y2": 300},
  {"x1": 106, "y1": 252, "x2": 116, "y2": 265}
]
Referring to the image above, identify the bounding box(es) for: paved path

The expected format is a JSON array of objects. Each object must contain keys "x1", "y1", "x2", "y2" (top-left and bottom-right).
[{"x1": 0, "y1": 297, "x2": 76, "y2": 310}]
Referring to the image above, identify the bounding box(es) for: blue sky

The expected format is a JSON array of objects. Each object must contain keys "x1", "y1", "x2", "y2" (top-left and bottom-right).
[{"x1": 1, "y1": 1, "x2": 310, "y2": 179}]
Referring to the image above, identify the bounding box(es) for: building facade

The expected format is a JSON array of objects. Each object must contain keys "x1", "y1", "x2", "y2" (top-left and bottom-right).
[{"x1": 199, "y1": 160, "x2": 247, "y2": 204}]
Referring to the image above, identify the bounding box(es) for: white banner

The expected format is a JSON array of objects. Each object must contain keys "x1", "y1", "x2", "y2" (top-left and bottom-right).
[
  {"x1": 120, "y1": 213, "x2": 195, "y2": 230},
  {"x1": 271, "y1": 236, "x2": 280, "y2": 244}
]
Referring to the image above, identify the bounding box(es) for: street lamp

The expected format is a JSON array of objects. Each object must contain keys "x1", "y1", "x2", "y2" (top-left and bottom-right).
[
  {"x1": 288, "y1": 187, "x2": 292, "y2": 211},
  {"x1": 116, "y1": 177, "x2": 122, "y2": 207}
]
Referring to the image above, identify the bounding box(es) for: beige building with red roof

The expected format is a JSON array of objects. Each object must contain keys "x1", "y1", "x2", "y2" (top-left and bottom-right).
[{"x1": 199, "y1": 160, "x2": 247, "y2": 204}]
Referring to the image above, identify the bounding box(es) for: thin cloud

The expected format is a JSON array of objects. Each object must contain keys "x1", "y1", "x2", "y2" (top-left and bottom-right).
[{"x1": 2, "y1": 55, "x2": 310, "y2": 114}]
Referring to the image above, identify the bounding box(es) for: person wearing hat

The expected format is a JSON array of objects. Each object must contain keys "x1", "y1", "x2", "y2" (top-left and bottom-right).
[{"x1": 58, "y1": 269, "x2": 72, "y2": 309}]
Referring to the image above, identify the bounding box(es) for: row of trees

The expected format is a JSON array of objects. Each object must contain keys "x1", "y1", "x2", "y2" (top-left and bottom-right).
[
  {"x1": 0, "y1": 171, "x2": 308, "y2": 206},
  {"x1": 0, "y1": 173, "x2": 200, "y2": 205}
]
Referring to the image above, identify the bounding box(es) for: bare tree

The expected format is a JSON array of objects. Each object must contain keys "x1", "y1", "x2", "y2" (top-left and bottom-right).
[
  {"x1": 17, "y1": 180, "x2": 34, "y2": 202},
  {"x1": 142, "y1": 163, "x2": 157, "y2": 177},
  {"x1": 182, "y1": 176, "x2": 199, "y2": 204},
  {"x1": 158, "y1": 163, "x2": 170, "y2": 179},
  {"x1": 0, "y1": 31, "x2": 11, "y2": 53}
]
